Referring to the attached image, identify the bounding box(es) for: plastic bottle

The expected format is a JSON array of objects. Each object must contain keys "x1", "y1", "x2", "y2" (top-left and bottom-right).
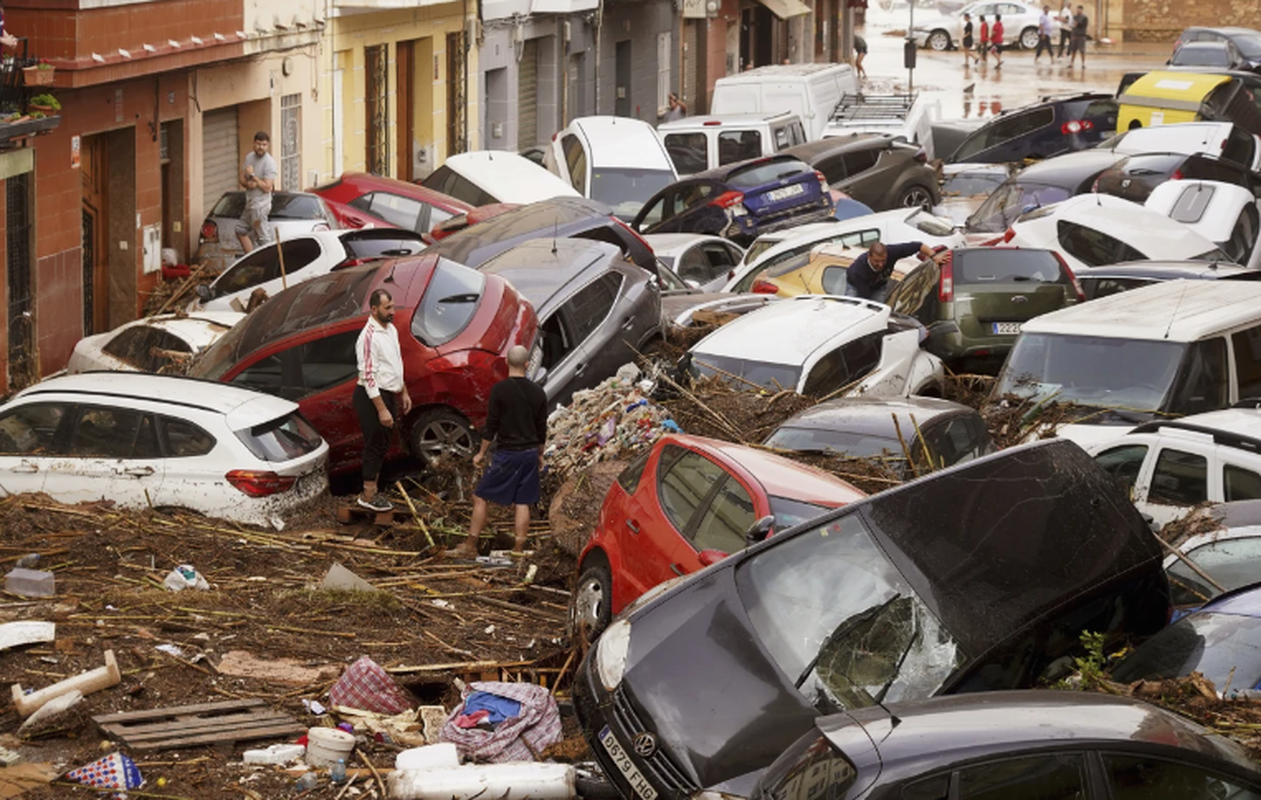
[
  {"x1": 330, "y1": 758, "x2": 347, "y2": 784},
  {"x1": 15, "y1": 553, "x2": 39, "y2": 569},
  {"x1": 295, "y1": 772, "x2": 318, "y2": 790}
]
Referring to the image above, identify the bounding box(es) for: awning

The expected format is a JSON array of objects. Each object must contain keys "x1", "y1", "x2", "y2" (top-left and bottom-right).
[
  {"x1": 530, "y1": 0, "x2": 600, "y2": 12},
  {"x1": 757, "y1": 0, "x2": 811, "y2": 19}
]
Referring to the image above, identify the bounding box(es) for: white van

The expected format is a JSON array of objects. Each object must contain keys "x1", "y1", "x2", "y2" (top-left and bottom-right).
[
  {"x1": 656, "y1": 112, "x2": 808, "y2": 176},
  {"x1": 545, "y1": 116, "x2": 678, "y2": 222},
  {"x1": 421, "y1": 151, "x2": 580, "y2": 206},
  {"x1": 709, "y1": 63, "x2": 860, "y2": 140}
]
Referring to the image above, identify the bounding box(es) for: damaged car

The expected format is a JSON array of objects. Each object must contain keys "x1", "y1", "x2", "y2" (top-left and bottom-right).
[{"x1": 573, "y1": 439, "x2": 1171, "y2": 800}]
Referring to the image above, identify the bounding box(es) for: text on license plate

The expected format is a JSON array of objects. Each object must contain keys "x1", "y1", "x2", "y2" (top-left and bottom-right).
[
  {"x1": 992, "y1": 322, "x2": 1022, "y2": 335},
  {"x1": 766, "y1": 184, "x2": 805, "y2": 202},
  {"x1": 600, "y1": 726, "x2": 658, "y2": 800}
]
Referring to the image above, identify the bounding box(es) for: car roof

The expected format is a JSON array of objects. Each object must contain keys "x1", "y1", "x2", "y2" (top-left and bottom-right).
[
  {"x1": 1022, "y1": 279, "x2": 1261, "y2": 341},
  {"x1": 1133, "y1": 407, "x2": 1261, "y2": 444},
  {"x1": 424, "y1": 196, "x2": 623, "y2": 266},
  {"x1": 567, "y1": 116, "x2": 670, "y2": 168},
  {"x1": 1082, "y1": 259, "x2": 1252, "y2": 279},
  {"x1": 1014, "y1": 194, "x2": 1218, "y2": 256},
  {"x1": 666, "y1": 434, "x2": 864, "y2": 507},
  {"x1": 692, "y1": 155, "x2": 809, "y2": 182},
  {"x1": 658, "y1": 112, "x2": 802, "y2": 131},
  {"x1": 1016, "y1": 149, "x2": 1128, "y2": 182},
  {"x1": 715, "y1": 63, "x2": 849, "y2": 80},
  {"x1": 784, "y1": 137, "x2": 891, "y2": 161},
  {"x1": 691, "y1": 295, "x2": 887, "y2": 366},
  {"x1": 321, "y1": 173, "x2": 473, "y2": 210},
  {"x1": 772, "y1": 396, "x2": 975, "y2": 439},
  {"x1": 642, "y1": 233, "x2": 736, "y2": 257},
  {"x1": 477, "y1": 238, "x2": 623, "y2": 313}
]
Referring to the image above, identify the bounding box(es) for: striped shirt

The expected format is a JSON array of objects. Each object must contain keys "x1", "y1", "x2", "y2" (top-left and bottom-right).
[{"x1": 356, "y1": 316, "x2": 404, "y2": 398}]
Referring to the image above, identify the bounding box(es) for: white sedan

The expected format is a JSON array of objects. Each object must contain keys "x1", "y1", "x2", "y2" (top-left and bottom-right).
[
  {"x1": 643, "y1": 233, "x2": 746, "y2": 292},
  {"x1": 912, "y1": 0, "x2": 1042, "y2": 51},
  {"x1": 65, "y1": 312, "x2": 245, "y2": 375},
  {"x1": 0, "y1": 374, "x2": 328, "y2": 529}
]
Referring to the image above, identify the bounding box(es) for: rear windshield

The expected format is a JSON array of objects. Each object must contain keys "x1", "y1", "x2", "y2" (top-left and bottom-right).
[
  {"x1": 728, "y1": 158, "x2": 812, "y2": 189},
  {"x1": 1235, "y1": 33, "x2": 1261, "y2": 58},
  {"x1": 410, "y1": 259, "x2": 486, "y2": 347},
  {"x1": 211, "y1": 193, "x2": 327, "y2": 220},
  {"x1": 954, "y1": 249, "x2": 1067, "y2": 284},
  {"x1": 1173, "y1": 45, "x2": 1233, "y2": 67},
  {"x1": 766, "y1": 425, "x2": 902, "y2": 460},
  {"x1": 236, "y1": 411, "x2": 323, "y2": 462}
]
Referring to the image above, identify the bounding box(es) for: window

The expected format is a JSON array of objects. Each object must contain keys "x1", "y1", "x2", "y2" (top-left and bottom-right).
[
  {"x1": 564, "y1": 273, "x2": 621, "y2": 344},
  {"x1": 719, "y1": 130, "x2": 762, "y2": 166},
  {"x1": 0, "y1": 403, "x2": 68, "y2": 455},
  {"x1": 1169, "y1": 338, "x2": 1228, "y2": 415},
  {"x1": 162, "y1": 418, "x2": 216, "y2": 457},
  {"x1": 281, "y1": 93, "x2": 301, "y2": 193},
  {"x1": 1082, "y1": 277, "x2": 1150, "y2": 300},
  {"x1": 677, "y1": 247, "x2": 714, "y2": 285},
  {"x1": 1225, "y1": 463, "x2": 1261, "y2": 501},
  {"x1": 657, "y1": 32, "x2": 672, "y2": 112},
  {"x1": 236, "y1": 412, "x2": 324, "y2": 462},
  {"x1": 412, "y1": 259, "x2": 486, "y2": 347},
  {"x1": 689, "y1": 477, "x2": 755, "y2": 554},
  {"x1": 342, "y1": 233, "x2": 425, "y2": 261},
  {"x1": 842, "y1": 149, "x2": 880, "y2": 177},
  {"x1": 561, "y1": 134, "x2": 588, "y2": 195},
  {"x1": 889, "y1": 260, "x2": 940, "y2": 324},
  {"x1": 815, "y1": 155, "x2": 846, "y2": 184},
  {"x1": 802, "y1": 333, "x2": 882, "y2": 397},
  {"x1": 1233, "y1": 325, "x2": 1261, "y2": 399},
  {"x1": 820, "y1": 266, "x2": 849, "y2": 295},
  {"x1": 68, "y1": 407, "x2": 157, "y2": 459},
  {"x1": 957, "y1": 753, "x2": 1087, "y2": 800},
  {"x1": 671, "y1": 183, "x2": 715, "y2": 216},
  {"x1": 213, "y1": 238, "x2": 323, "y2": 296},
  {"x1": 103, "y1": 327, "x2": 194, "y2": 373},
  {"x1": 1149, "y1": 448, "x2": 1208, "y2": 506},
  {"x1": 926, "y1": 416, "x2": 984, "y2": 467},
  {"x1": 1094, "y1": 444, "x2": 1148, "y2": 498},
  {"x1": 664, "y1": 133, "x2": 709, "y2": 175},
  {"x1": 773, "y1": 125, "x2": 791, "y2": 150},
  {"x1": 637, "y1": 195, "x2": 665, "y2": 229},
  {"x1": 1104, "y1": 754, "x2": 1261, "y2": 800},
  {"x1": 364, "y1": 193, "x2": 425, "y2": 232},
  {"x1": 299, "y1": 330, "x2": 361, "y2": 393},
  {"x1": 616, "y1": 448, "x2": 653, "y2": 495},
  {"x1": 657, "y1": 446, "x2": 726, "y2": 534},
  {"x1": 902, "y1": 775, "x2": 949, "y2": 800},
  {"x1": 1057, "y1": 220, "x2": 1146, "y2": 267}
]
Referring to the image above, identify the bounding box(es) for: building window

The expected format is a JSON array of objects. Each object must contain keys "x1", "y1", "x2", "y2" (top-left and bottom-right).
[
  {"x1": 365, "y1": 44, "x2": 390, "y2": 176},
  {"x1": 657, "y1": 32, "x2": 672, "y2": 114},
  {"x1": 281, "y1": 94, "x2": 301, "y2": 192}
]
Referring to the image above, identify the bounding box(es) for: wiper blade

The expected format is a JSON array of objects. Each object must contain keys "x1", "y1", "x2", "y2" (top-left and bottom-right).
[{"x1": 795, "y1": 594, "x2": 901, "y2": 689}]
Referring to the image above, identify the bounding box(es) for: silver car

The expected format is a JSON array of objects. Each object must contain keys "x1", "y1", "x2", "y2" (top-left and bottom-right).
[
  {"x1": 196, "y1": 191, "x2": 339, "y2": 273},
  {"x1": 643, "y1": 233, "x2": 746, "y2": 292}
]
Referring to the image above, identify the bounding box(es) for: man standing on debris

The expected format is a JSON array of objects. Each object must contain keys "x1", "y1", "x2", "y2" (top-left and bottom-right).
[
  {"x1": 451, "y1": 345, "x2": 548, "y2": 559},
  {"x1": 847, "y1": 241, "x2": 948, "y2": 303},
  {"x1": 354, "y1": 288, "x2": 412, "y2": 512}
]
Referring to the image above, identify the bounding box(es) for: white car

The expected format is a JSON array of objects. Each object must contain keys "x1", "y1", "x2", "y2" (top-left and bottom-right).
[
  {"x1": 65, "y1": 312, "x2": 246, "y2": 375},
  {"x1": 190, "y1": 229, "x2": 427, "y2": 313},
  {"x1": 1102, "y1": 121, "x2": 1261, "y2": 172},
  {"x1": 547, "y1": 116, "x2": 678, "y2": 221},
  {"x1": 422, "y1": 150, "x2": 581, "y2": 206},
  {"x1": 1143, "y1": 180, "x2": 1261, "y2": 269},
  {"x1": 686, "y1": 295, "x2": 945, "y2": 398},
  {"x1": 643, "y1": 233, "x2": 746, "y2": 292},
  {"x1": 724, "y1": 208, "x2": 966, "y2": 294},
  {"x1": 0, "y1": 374, "x2": 328, "y2": 528},
  {"x1": 1004, "y1": 194, "x2": 1230, "y2": 274},
  {"x1": 912, "y1": 0, "x2": 1042, "y2": 51}
]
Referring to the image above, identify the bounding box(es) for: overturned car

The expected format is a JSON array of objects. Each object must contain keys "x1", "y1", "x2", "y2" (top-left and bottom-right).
[{"x1": 573, "y1": 439, "x2": 1171, "y2": 800}]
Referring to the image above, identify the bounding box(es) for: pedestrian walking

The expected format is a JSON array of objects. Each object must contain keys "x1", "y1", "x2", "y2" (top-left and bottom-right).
[
  {"x1": 1035, "y1": 5, "x2": 1056, "y2": 61},
  {"x1": 962, "y1": 13, "x2": 975, "y2": 64},
  {"x1": 990, "y1": 14, "x2": 1005, "y2": 67},
  {"x1": 854, "y1": 34, "x2": 868, "y2": 79},
  {"x1": 235, "y1": 132, "x2": 277, "y2": 254},
  {"x1": 847, "y1": 242, "x2": 948, "y2": 303},
  {"x1": 1067, "y1": 4, "x2": 1089, "y2": 67},
  {"x1": 450, "y1": 345, "x2": 548, "y2": 558},
  {"x1": 978, "y1": 15, "x2": 989, "y2": 64},
  {"x1": 1058, "y1": 1, "x2": 1073, "y2": 56},
  {"x1": 353, "y1": 288, "x2": 412, "y2": 512}
]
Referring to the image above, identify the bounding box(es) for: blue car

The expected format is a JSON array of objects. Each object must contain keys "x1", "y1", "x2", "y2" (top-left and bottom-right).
[{"x1": 630, "y1": 155, "x2": 834, "y2": 246}]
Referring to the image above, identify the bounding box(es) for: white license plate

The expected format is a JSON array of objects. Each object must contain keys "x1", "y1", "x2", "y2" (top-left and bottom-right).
[
  {"x1": 766, "y1": 184, "x2": 805, "y2": 202},
  {"x1": 600, "y1": 726, "x2": 658, "y2": 800},
  {"x1": 992, "y1": 322, "x2": 1023, "y2": 335}
]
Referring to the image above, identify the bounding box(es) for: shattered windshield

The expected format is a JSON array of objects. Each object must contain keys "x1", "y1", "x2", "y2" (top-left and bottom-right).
[
  {"x1": 735, "y1": 513, "x2": 962, "y2": 712},
  {"x1": 966, "y1": 181, "x2": 1072, "y2": 233}
]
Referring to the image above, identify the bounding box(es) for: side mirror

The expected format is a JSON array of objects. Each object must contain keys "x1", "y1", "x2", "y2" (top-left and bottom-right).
[
  {"x1": 194, "y1": 284, "x2": 213, "y2": 302},
  {"x1": 745, "y1": 514, "x2": 775, "y2": 545},
  {"x1": 697, "y1": 549, "x2": 728, "y2": 567},
  {"x1": 533, "y1": 366, "x2": 549, "y2": 387}
]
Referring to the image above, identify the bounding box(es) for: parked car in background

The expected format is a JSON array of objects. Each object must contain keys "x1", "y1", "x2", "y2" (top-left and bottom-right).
[
  {"x1": 934, "y1": 162, "x2": 1015, "y2": 226},
  {"x1": 757, "y1": 692, "x2": 1261, "y2": 800},
  {"x1": 189, "y1": 229, "x2": 428, "y2": 313},
  {"x1": 196, "y1": 191, "x2": 338, "y2": 273},
  {"x1": 1174, "y1": 26, "x2": 1261, "y2": 71},
  {"x1": 632, "y1": 155, "x2": 834, "y2": 246},
  {"x1": 657, "y1": 112, "x2": 809, "y2": 176},
  {"x1": 1100, "y1": 120, "x2": 1261, "y2": 171},
  {"x1": 1078, "y1": 259, "x2": 1261, "y2": 300},
  {"x1": 912, "y1": 0, "x2": 1042, "y2": 50},
  {"x1": 642, "y1": 233, "x2": 745, "y2": 292},
  {"x1": 886, "y1": 246, "x2": 1083, "y2": 373},
  {"x1": 573, "y1": 439, "x2": 1171, "y2": 800},
  {"x1": 420, "y1": 151, "x2": 581, "y2": 206},
  {"x1": 708, "y1": 63, "x2": 858, "y2": 140},
  {"x1": 1144, "y1": 179, "x2": 1261, "y2": 268},
  {"x1": 307, "y1": 172, "x2": 473, "y2": 233},
  {"x1": 423, "y1": 197, "x2": 657, "y2": 273},
  {"x1": 1118, "y1": 71, "x2": 1261, "y2": 135},
  {"x1": 477, "y1": 239, "x2": 661, "y2": 409},
  {"x1": 546, "y1": 116, "x2": 678, "y2": 222},
  {"x1": 944, "y1": 93, "x2": 1118, "y2": 164},
  {"x1": 963, "y1": 148, "x2": 1127, "y2": 235},
  {"x1": 782, "y1": 136, "x2": 941, "y2": 212},
  {"x1": 65, "y1": 312, "x2": 245, "y2": 375},
  {"x1": 764, "y1": 396, "x2": 995, "y2": 477},
  {"x1": 1093, "y1": 151, "x2": 1257, "y2": 204},
  {"x1": 0, "y1": 374, "x2": 328, "y2": 528},
  {"x1": 686, "y1": 295, "x2": 945, "y2": 398},
  {"x1": 1145, "y1": 501, "x2": 1261, "y2": 608},
  {"x1": 1170, "y1": 40, "x2": 1249, "y2": 72},
  {"x1": 188, "y1": 257, "x2": 538, "y2": 475},
  {"x1": 571, "y1": 434, "x2": 865, "y2": 635}
]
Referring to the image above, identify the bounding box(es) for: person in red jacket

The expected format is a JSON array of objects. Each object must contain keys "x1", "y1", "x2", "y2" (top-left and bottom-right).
[
  {"x1": 991, "y1": 14, "x2": 1005, "y2": 68},
  {"x1": 978, "y1": 15, "x2": 990, "y2": 64}
]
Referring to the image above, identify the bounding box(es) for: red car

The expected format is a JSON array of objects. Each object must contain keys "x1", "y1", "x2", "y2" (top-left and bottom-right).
[
  {"x1": 573, "y1": 434, "x2": 864, "y2": 635},
  {"x1": 188, "y1": 254, "x2": 538, "y2": 475},
  {"x1": 308, "y1": 172, "x2": 473, "y2": 235},
  {"x1": 424, "y1": 202, "x2": 521, "y2": 244}
]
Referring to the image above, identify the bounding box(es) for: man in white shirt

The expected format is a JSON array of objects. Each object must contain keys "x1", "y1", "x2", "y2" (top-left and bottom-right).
[
  {"x1": 354, "y1": 288, "x2": 412, "y2": 511},
  {"x1": 1057, "y1": 2, "x2": 1073, "y2": 57}
]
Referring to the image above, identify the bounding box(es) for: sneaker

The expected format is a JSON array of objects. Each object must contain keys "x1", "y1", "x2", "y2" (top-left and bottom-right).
[{"x1": 357, "y1": 494, "x2": 394, "y2": 512}]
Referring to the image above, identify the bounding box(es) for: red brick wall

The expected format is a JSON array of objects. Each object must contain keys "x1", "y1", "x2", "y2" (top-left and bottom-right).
[{"x1": 0, "y1": 180, "x2": 7, "y2": 393}]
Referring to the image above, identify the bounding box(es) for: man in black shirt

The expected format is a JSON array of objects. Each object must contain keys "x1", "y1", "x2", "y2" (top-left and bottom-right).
[
  {"x1": 451, "y1": 345, "x2": 548, "y2": 558},
  {"x1": 846, "y1": 241, "x2": 948, "y2": 302}
]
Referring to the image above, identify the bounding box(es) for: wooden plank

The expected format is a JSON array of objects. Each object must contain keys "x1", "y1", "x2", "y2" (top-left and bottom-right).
[
  {"x1": 100, "y1": 712, "x2": 290, "y2": 740},
  {"x1": 121, "y1": 722, "x2": 306, "y2": 752},
  {"x1": 93, "y1": 698, "x2": 266, "y2": 724}
]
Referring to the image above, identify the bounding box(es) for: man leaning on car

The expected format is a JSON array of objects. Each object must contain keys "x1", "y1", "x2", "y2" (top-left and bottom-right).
[{"x1": 847, "y1": 241, "x2": 947, "y2": 303}]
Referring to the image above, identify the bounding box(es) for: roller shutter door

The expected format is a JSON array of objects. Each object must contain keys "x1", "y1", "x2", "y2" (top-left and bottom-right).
[
  {"x1": 518, "y1": 39, "x2": 538, "y2": 149},
  {"x1": 202, "y1": 107, "x2": 239, "y2": 215}
]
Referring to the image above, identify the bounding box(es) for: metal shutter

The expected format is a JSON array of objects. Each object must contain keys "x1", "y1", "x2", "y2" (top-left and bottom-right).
[
  {"x1": 518, "y1": 39, "x2": 538, "y2": 149},
  {"x1": 202, "y1": 107, "x2": 239, "y2": 214}
]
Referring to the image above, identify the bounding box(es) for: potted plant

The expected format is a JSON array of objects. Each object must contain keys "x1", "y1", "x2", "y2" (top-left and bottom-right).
[
  {"x1": 22, "y1": 60, "x2": 55, "y2": 87},
  {"x1": 27, "y1": 93, "x2": 60, "y2": 115}
]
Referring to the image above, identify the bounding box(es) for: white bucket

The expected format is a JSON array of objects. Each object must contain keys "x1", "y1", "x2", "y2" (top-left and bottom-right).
[
  {"x1": 396, "y1": 743, "x2": 460, "y2": 771},
  {"x1": 306, "y1": 727, "x2": 355, "y2": 768},
  {"x1": 387, "y1": 762, "x2": 576, "y2": 800}
]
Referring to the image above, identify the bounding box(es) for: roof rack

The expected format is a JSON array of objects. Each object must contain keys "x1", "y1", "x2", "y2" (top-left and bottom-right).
[
  {"x1": 829, "y1": 93, "x2": 917, "y2": 122},
  {"x1": 1131, "y1": 418, "x2": 1261, "y2": 453}
]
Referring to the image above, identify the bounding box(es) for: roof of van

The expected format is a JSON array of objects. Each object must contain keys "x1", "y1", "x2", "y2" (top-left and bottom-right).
[
  {"x1": 1022, "y1": 279, "x2": 1261, "y2": 341},
  {"x1": 715, "y1": 63, "x2": 853, "y2": 82},
  {"x1": 657, "y1": 112, "x2": 802, "y2": 131},
  {"x1": 567, "y1": 116, "x2": 673, "y2": 170},
  {"x1": 1121, "y1": 71, "x2": 1234, "y2": 104}
]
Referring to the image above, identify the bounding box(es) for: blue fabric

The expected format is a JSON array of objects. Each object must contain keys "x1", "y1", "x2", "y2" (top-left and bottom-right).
[
  {"x1": 463, "y1": 691, "x2": 523, "y2": 724},
  {"x1": 833, "y1": 198, "x2": 875, "y2": 221},
  {"x1": 474, "y1": 447, "x2": 541, "y2": 505}
]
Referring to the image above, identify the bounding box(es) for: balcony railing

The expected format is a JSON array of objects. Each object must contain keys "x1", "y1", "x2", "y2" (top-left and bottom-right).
[{"x1": 0, "y1": 38, "x2": 61, "y2": 151}]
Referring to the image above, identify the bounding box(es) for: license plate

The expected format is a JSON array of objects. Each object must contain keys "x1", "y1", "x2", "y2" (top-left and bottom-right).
[
  {"x1": 600, "y1": 726, "x2": 658, "y2": 800},
  {"x1": 766, "y1": 184, "x2": 805, "y2": 202},
  {"x1": 992, "y1": 322, "x2": 1022, "y2": 335}
]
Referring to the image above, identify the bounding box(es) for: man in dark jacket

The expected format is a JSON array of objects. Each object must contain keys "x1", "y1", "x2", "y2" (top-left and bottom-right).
[{"x1": 846, "y1": 241, "x2": 947, "y2": 302}]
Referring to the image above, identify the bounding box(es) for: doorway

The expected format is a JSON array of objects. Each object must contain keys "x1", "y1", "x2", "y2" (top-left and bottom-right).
[
  {"x1": 81, "y1": 129, "x2": 137, "y2": 335},
  {"x1": 396, "y1": 40, "x2": 414, "y2": 181},
  {"x1": 160, "y1": 120, "x2": 185, "y2": 262},
  {"x1": 615, "y1": 40, "x2": 631, "y2": 117},
  {"x1": 81, "y1": 134, "x2": 108, "y2": 335}
]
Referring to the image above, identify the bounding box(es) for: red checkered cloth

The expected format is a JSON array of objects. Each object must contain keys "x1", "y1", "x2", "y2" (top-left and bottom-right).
[
  {"x1": 439, "y1": 681, "x2": 562, "y2": 763},
  {"x1": 328, "y1": 656, "x2": 414, "y2": 714}
]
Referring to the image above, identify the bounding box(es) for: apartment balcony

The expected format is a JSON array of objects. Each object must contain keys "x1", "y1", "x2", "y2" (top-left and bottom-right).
[{"x1": 0, "y1": 40, "x2": 61, "y2": 152}]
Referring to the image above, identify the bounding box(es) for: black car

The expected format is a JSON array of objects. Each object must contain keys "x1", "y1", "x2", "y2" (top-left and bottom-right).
[
  {"x1": 1174, "y1": 26, "x2": 1261, "y2": 71},
  {"x1": 1093, "y1": 151, "x2": 1258, "y2": 203},
  {"x1": 781, "y1": 137, "x2": 941, "y2": 212},
  {"x1": 964, "y1": 149, "x2": 1126, "y2": 234},
  {"x1": 944, "y1": 93, "x2": 1118, "y2": 165},
  {"x1": 574, "y1": 439, "x2": 1170, "y2": 800},
  {"x1": 423, "y1": 196, "x2": 657, "y2": 273},
  {"x1": 1170, "y1": 40, "x2": 1249, "y2": 71},
  {"x1": 1079, "y1": 259, "x2": 1260, "y2": 300},
  {"x1": 756, "y1": 692, "x2": 1261, "y2": 800}
]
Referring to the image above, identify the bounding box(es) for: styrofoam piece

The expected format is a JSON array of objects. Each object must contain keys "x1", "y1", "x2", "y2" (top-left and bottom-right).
[
  {"x1": 306, "y1": 727, "x2": 355, "y2": 768},
  {"x1": 0, "y1": 620, "x2": 55, "y2": 652},
  {"x1": 244, "y1": 743, "x2": 306, "y2": 765},
  {"x1": 18, "y1": 688, "x2": 83, "y2": 734},
  {"x1": 395, "y1": 743, "x2": 459, "y2": 771},
  {"x1": 387, "y1": 762, "x2": 576, "y2": 800}
]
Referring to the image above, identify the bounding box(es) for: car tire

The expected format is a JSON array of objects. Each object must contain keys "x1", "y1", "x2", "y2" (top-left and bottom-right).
[
  {"x1": 408, "y1": 408, "x2": 478, "y2": 467},
  {"x1": 898, "y1": 184, "x2": 935, "y2": 210},
  {"x1": 1020, "y1": 26, "x2": 1039, "y2": 49},
  {"x1": 571, "y1": 562, "x2": 613, "y2": 640},
  {"x1": 928, "y1": 29, "x2": 951, "y2": 50}
]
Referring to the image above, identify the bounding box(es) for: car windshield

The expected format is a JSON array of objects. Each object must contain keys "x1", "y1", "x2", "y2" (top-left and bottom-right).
[
  {"x1": 942, "y1": 172, "x2": 1007, "y2": 197},
  {"x1": 766, "y1": 425, "x2": 904, "y2": 461},
  {"x1": 967, "y1": 180, "x2": 1073, "y2": 233},
  {"x1": 590, "y1": 168, "x2": 676, "y2": 220},
  {"x1": 736, "y1": 513, "x2": 961, "y2": 711},
  {"x1": 410, "y1": 258, "x2": 486, "y2": 347},
  {"x1": 1174, "y1": 45, "x2": 1232, "y2": 66},
  {"x1": 691, "y1": 352, "x2": 802, "y2": 392},
  {"x1": 1110, "y1": 612, "x2": 1261, "y2": 692},
  {"x1": 995, "y1": 333, "x2": 1185, "y2": 411},
  {"x1": 211, "y1": 193, "x2": 325, "y2": 221},
  {"x1": 1234, "y1": 33, "x2": 1261, "y2": 58}
]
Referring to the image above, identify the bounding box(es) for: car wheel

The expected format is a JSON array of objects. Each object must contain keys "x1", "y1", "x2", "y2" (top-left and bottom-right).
[
  {"x1": 928, "y1": 30, "x2": 951, "y2": 51},
  {"x1": 1020, "y1": 26, "x2": 1039, "y2": 49},
  {"x1": 899, "y1": 184, "x2": 935, "y2": 210},
  {"x1": 571, "y1": 562, "x2": 613, "y2": 639},
  {"x1": 409, "y1": 408, "x2": 478, "y2": 467}
]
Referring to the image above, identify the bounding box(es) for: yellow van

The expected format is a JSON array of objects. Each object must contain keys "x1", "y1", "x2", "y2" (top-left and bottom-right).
[{"x1": 1118, "y1": 70, "x2": 1261, "y2": 134}]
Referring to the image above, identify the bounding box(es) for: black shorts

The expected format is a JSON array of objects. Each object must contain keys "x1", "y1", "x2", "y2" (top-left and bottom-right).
[
  {"x1": 474, "y1": 447, "x2": 541, "y2": 506},
  {"x1": 855, "y1": 42, "x2": 868, "y2": 54},
  {"x1": 963, "y1": 35, "x2": 974, "y2": 48}
]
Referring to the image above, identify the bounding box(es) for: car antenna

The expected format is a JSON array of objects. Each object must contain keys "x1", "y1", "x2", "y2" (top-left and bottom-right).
[
  {"x1": 553, "y1": 213, "x2": 559, "y2": 254},
  {"x1": 1164, "y1": 282, "x2": 1188, "y2": 340}
]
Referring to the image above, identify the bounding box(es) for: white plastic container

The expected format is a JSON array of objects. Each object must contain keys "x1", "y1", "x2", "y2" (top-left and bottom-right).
[
  {"x1": 306, "y1": 727, "x2": 355, "y2": 768},
  {"x1": 243, "y1": 743, "x2": 306, "y2": 765},
  {"x1": 388, "y1": 763, "x2": 576, "y2": 800},
  {"x1": 395, "y1": 743, "x2": 460, "y2": 771}
]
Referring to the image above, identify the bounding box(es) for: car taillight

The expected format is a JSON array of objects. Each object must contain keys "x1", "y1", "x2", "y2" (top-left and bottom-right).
[
  {"x1": 814, "y1": 170, "x2": 827, "y2": 186},
  {"x1": 1054, "y1": 252, "x2": 1085, "y2": 301},
  {"x1": 1001, "y1": 227, "x2": 1016, "y2": 243},
  {"x1": 1173, "y1": 169, "x2": 1184, "y2": 180},
  {"x1": 939, "y1": 261, "x2": 954, "y2": 302},
  {"x1": 226, "y1": 470, "x2": 296, "y2": 497},
  {"x1": 1061, "y1": 119, "x2": 1094, "y2": 134},
  {"x1": 200, "y1": 221, "x2": 218, "y2": 242},
  {"x1": 612, "y1": 217, "x2": 656, "y2": 260},
  {"x1": 751, "y1": 278, "x2": 779, "y2": 294},
  {"x1": 711, "y1": 190, "x2": 746, "y2": 209},
  {"x1": 336, "y1": 257, "x2": 375, "y2": 269}
]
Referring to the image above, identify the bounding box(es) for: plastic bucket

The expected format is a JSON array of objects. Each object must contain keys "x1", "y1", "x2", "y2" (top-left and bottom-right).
[
  {"x1": 396, "y1": 743, "x2": 460, "y2": 771},
  {"x1": 306, "y1": 727, "x2": 355, "y2": 768}
]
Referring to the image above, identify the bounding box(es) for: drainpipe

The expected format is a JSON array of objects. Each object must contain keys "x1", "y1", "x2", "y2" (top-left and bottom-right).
[
  {"x1": 594, "y1": 0, "x2": 604, "y2": 112},
  {"x1": 464, "y1": 0, "x2": 472, "y2": 152}
]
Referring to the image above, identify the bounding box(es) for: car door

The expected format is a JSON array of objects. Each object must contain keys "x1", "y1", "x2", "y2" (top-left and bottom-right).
[
  {"x1": 0, "y1": 401, "x2": 71, "y2": 496},
  {"x1": 147, "y1": 414, "x2": 227, "y2": 514},
  {"x1": 41, "y1": 405, "x2": 164, "y2": 507},
  {"x1": 563, "y1": 272, "x2": 626, "y2": 403},
  {"x1": 1094, "y1": 442, "x2": 1153, "y2": 502}
]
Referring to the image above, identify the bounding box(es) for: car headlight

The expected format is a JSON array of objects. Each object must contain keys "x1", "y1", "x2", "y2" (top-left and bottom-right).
[{"x1": 595, "y1": 618, "x2": 632, "y2": 692}]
